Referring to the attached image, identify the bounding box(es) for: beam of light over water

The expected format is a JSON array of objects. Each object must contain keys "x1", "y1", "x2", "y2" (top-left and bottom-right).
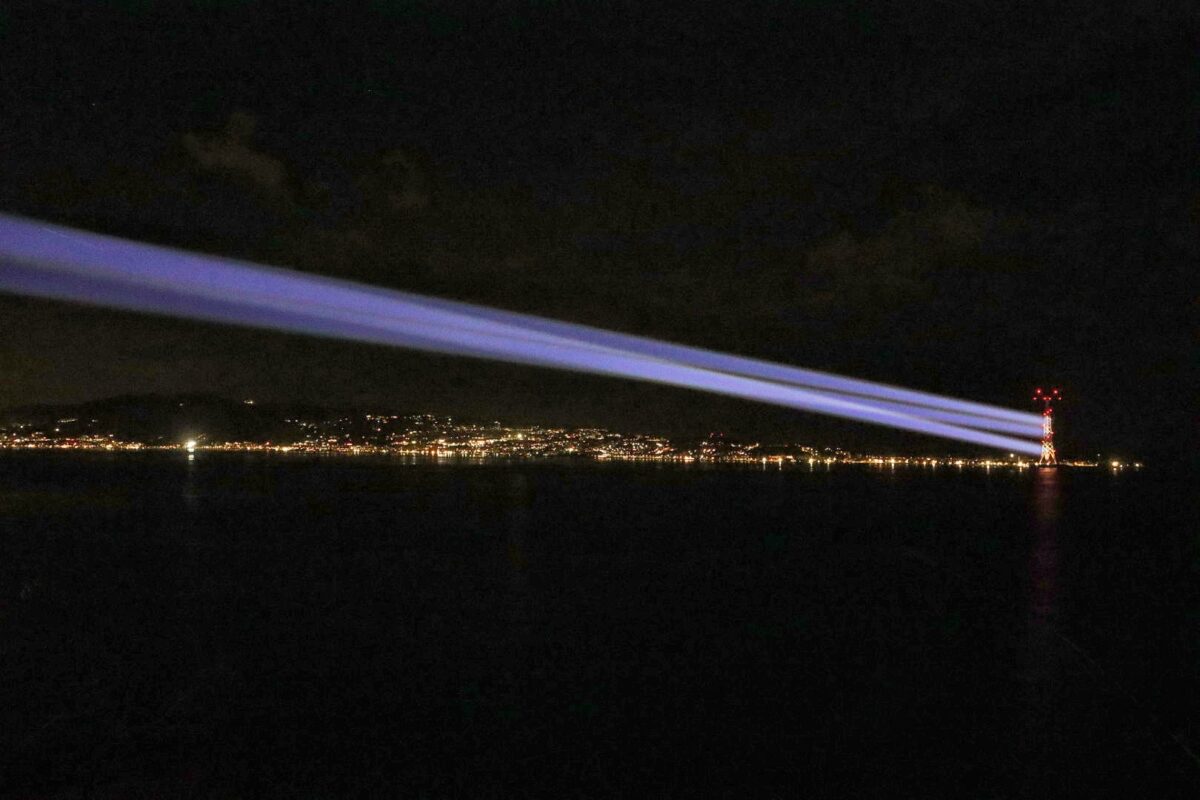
[{"x1": 0, "y1": 214, "x2": 1043, "y2": 455}]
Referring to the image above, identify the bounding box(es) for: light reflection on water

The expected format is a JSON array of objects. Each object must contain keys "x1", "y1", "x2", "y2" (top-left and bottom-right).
[
  {"x1": 1021, "y1": 467, "x2": 1063, "y2": 770},
  {"x1": 183, "y1": 452, "x2": 200, "y2": 511},
  {"x1": 1031, "y1": 467, "x2": 1061, "y2": 619}
]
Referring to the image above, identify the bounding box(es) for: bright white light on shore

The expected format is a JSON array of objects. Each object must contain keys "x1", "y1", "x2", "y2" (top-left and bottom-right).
[{"x1": 185, "y1": 439, "x2": 197, "y2": 453}]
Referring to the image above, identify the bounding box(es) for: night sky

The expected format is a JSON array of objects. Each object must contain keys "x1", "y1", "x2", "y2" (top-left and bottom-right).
[{"x1": 1, "y1": 1, "x2": 1195, "y2": 461}]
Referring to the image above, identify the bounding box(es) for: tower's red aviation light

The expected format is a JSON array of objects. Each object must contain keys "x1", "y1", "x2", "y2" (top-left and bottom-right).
[{"x1": 1032, "y1": 387, "x2": 1061, "y2": 465}]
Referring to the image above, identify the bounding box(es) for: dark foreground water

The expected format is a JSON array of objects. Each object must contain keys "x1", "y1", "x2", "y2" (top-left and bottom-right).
[{"x1": 1, "y1": 452, "x2": 1197, "y2": 798}]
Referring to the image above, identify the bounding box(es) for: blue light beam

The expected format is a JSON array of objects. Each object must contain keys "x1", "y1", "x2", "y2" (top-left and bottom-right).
[
  {"x1": 0, "y1": 215, "x2": 1043, "y2": 455},
  {"x1": 0, "y1": 216, "x2": 1043, "y2": 438}
]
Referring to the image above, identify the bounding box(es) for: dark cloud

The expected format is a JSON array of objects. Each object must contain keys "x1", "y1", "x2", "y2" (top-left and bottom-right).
[
  {"x1": 183, "y1": 112, "x2": 294, "y2": 207},
  {"x1": 804, "y1": 187, "x2": 997, "y2": 308}
]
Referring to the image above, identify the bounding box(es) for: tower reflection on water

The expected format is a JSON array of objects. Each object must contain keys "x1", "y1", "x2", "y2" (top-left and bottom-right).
[
  {"x1": 1031, "y1": 467, "x2": 1062, "y2": 621},
  {"x1": 1021, "y1": 466, "x2": 1063, "y2": 776}
]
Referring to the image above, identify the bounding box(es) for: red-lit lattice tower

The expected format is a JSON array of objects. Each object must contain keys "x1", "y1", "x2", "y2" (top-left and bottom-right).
[{"x1": 1032, "y1": 387, "x2": 1060, "y2": 465}]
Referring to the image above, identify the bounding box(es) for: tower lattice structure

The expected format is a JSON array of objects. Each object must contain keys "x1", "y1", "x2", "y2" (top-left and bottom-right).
[{"x1": 1032, "y1": 387, "x2": 1060, "y2": 465}]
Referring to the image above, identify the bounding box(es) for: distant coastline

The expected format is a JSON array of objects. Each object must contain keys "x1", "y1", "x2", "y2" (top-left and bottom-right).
[{"x1": 0, "y1": 393, "x2": 1137, "y2": 470}]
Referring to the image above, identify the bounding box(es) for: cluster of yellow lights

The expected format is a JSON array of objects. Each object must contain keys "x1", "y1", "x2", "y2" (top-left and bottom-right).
[
  {"x1": 0, "y1": 432, "x2": 144, "y2": 451},
  {"x1": 1, "y1": 419, "x2": 1140, "y2": 471},
  {"x1": 0, "y1": 433, "x2": 1137, "y2": 471}
]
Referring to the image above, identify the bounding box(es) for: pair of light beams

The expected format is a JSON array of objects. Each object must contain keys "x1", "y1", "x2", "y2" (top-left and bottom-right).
[{"x1": 0, "y1": 214, "x2": 1044, "y2": 455}]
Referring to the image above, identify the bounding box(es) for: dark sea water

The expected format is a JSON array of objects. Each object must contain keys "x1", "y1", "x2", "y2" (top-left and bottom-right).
[{"x1": 1, "y1": 452, "x2": 1197, "y2": 798}]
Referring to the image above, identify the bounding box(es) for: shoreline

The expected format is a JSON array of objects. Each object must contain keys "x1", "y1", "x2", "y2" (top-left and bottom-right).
[{"x1": 0, "y1": 443, "x2": 1127, "y2": 471}]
